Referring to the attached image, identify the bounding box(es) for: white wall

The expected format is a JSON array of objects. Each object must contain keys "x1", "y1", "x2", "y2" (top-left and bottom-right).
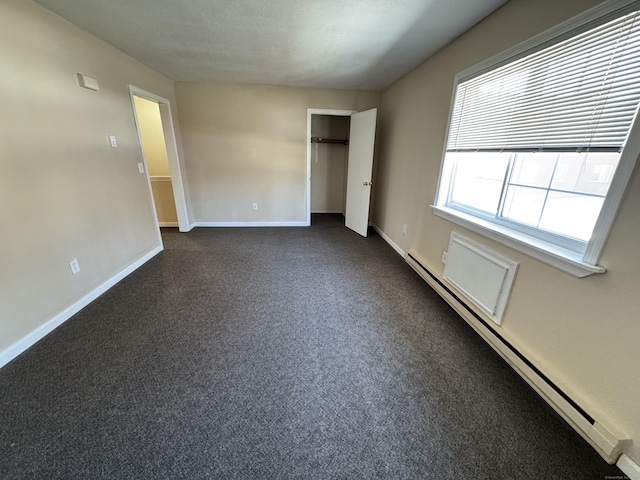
[{"x1": 373, "y1": 0, "x2": 640, "y2": 466}]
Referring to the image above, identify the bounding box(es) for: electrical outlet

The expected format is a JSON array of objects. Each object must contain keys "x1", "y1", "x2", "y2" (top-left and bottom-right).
[
  {"x1": 442, "y1": 251, "x2": 448, "y2": 264},
  {"x1": 252, "y1": 203, "x2": 258, "y2": 210},
  {"x1": 108, "y1": 135, "x2": 118, "y2": 148},
  {"x1": 138, "y1": 163, "x2": 145, "y2": 174},
  {"x1": 402, "y1": 224, "x2": 407, "y2": 234},
  {"x1": 69, "y1": 258, "x2": 80, "y2": 275}
]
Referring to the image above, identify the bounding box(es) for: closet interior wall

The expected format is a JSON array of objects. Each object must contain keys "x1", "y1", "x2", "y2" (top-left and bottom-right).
[{"x1": 310, "y1": 115, "x2": 351, "y2": 215}]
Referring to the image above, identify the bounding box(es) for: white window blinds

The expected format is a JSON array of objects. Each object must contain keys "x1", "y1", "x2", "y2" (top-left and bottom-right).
[{"x1": 447, "y1": 10, "x2": 640, "y2": 153}]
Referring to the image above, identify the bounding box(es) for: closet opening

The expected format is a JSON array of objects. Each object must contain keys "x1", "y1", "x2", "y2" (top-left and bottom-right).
[
  {"x1": 306, "y1": 108, "x2": 377, "y2": 237},
  {"x1": 310, "y1": 113, "x2": 351, "y2": 224}
]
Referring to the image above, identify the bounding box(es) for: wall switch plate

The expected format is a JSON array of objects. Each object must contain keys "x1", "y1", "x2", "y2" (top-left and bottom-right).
[
  {"x1": 108, "y1": 135, "x2": 118, "y2": 148},
  {"x1": 442, "y1": 251, "x2": 448, "y2": 264},
  {"x1": 252, "y1": 203, "x2": 258, "y2": 210},
  {"x1": 69, "y1": 258, "x2": 80, "y2": 275},
  {"x1": 138, "y1": 163, "x2": 145, "y2": 174},
  {"x1": 402, "y1": 224, "x2": 407, "y2": 234}
]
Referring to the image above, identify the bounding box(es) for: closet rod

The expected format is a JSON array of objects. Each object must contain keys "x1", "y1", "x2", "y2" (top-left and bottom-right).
[{"x1": 310, "y1": 137, "x2": 348, "y2": 145}]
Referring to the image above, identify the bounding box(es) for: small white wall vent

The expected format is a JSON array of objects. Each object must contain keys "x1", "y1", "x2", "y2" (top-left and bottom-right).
[
  {"x1": 76, "y1": 73, "x2": 99, "y2": 91},
  {"x1": 443, "y1": 232, "x2": 518, "y2": 325}
]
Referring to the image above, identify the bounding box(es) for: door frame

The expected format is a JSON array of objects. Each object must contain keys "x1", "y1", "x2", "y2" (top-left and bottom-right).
[
  {"x1": 306, "y1": 108, "x2": 356, "y2": 226},
  {"x1": 129, "y1": 85, "x2": 190, "y2": 232}
]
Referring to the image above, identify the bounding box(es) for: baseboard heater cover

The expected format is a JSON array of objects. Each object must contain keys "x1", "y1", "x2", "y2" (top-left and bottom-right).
[
  {"x1": 405, "y1": 250, "x2": 630, "y2": 464},
  {"x1": 442, "y1": 232, "x2": 517, "y2": 325}
]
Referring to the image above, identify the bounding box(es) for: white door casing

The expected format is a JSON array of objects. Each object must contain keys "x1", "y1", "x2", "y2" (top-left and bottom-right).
[
  {"x1": 129, "y1": 85, "x2": 191, "y2": 233},
  {"x1": 345, "y1": 108, "x2": 377, "y2": 237}
]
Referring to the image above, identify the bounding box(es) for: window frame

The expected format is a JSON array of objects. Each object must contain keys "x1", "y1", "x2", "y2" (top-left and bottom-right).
[{"x1": 433, "y1": 0, "x2": 640, "y2": 277}]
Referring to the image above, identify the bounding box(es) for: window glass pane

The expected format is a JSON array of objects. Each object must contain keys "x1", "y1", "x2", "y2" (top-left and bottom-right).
[
  {"x1": 448, "y1": 152, "x2": 510, "y2": 215},
  {"x1": 551, "y1": 152, "x2": 620, "y2": 196},
  {"x1": 510, "y1": 153, "x2": 557, "y2": 187},
  {"x1": 539, "y1": 192, "x2": 604, "y2": 241},
  {"x1": 500, "y1": 185, "x2": 546, "y2": 227}
]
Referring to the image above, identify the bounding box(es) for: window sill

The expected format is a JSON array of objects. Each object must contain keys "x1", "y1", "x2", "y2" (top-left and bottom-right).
[{"x1": 431, "y1": 206, "x2": 606, "y2": 277}]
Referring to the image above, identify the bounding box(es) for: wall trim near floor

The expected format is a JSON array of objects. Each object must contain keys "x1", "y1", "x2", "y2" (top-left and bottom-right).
[
  {"x1": 371, "y1": 224, "x2": 405, "y2": 257},
  {"x1": 192, "y1": 221, "x2": 307, "y2": 227},
  {"x1": 618, "y1": 454, "x2": 640, "y2": 480},
  {"x1": 0, "y1": 245, "x2": 163, "y2": 370},
  {"x1": 159, "y1": 222, "x2": 179, "y2": 227},
  {"x1": 405, "y1": 248, "x2": 631, "y2": 465}
]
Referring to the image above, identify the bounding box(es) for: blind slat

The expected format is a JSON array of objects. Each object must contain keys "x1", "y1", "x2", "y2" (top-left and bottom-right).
[{"x1": 447, "y1": 10, "x2": 640, "y2": 152}]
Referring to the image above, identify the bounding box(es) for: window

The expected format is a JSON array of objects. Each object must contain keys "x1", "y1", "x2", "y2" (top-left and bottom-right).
[{"x1": 434, "y1": 2, "x2": 640, "y2": 277}]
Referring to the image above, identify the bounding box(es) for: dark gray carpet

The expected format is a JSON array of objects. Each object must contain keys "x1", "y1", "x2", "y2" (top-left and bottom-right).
[{"x1": 0, "y1": 214, "x2": 625, "y2": 479}]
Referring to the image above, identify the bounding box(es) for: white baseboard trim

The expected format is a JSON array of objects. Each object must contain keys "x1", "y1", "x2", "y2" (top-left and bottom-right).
[
  {"x1": 311, "y1": 210, "x2": 344, "y2": 214},
  {"x1": 618, "y1": 454, "x2": 640, "y2": 480},
  {"x1": 192, "y1": 221, "x2": 307, "y2": 227},
  {"x1": 159, "y1": 222, "x2": 179, "y2": 227},
  {"x1": 371, "y1": 224, "x2": 405, "y2": 257},
  {"x1": 0, "y1": 245, "x2": 163, "y2": 370}
]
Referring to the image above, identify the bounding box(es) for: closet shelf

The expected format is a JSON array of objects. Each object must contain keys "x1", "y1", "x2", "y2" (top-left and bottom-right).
[{"x1": 311, "y1": 137, "x2": 348, "y2": 145}]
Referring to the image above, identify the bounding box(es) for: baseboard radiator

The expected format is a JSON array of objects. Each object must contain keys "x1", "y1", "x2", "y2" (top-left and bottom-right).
[
  {"x1": 442, "y1": 232, "x2": 517, "y2": 326},
  {"x1": 405, "y1": 244, "x2": 629, "y2": 464}
]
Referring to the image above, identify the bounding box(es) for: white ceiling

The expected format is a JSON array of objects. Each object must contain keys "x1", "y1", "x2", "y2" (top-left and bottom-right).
[{"x1": 34, "y1": 0, "x2": 508, "y2": 91}]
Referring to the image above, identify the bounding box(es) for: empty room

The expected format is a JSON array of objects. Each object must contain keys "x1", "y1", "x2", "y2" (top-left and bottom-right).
[{"x1": 1, "y1": 0, "x2": 639, "y2": 479}]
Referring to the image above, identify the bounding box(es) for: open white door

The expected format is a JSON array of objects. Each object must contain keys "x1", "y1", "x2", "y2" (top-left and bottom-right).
[{"x1": 345, "y1": 108, "x2": 377, "y2": 237}]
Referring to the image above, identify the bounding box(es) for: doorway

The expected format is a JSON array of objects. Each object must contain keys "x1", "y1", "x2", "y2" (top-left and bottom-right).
[
  {"x1": 310, "y1": 114, "x2": 350, "y2": 216},
  {"x1": 129, "y1": 86, "x2": 189, "y2": 233},
  {"x1": 306, "y1": 108, "x2": 377, "y2": 236}
]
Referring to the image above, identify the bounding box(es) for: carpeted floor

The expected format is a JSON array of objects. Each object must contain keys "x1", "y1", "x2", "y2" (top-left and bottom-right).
[{"x1": 0, "y1": 214, "x2": 625, "y2": 479}]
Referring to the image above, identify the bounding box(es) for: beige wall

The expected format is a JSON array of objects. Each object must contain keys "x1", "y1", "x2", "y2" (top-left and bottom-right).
[
  {"x1": 133, "y1": 96, "x2": 170, "y2": 176},
  {"x1": 373, "y1": 0, "x2": 640, "y2": 465},
  {"x1": 0, "y1": 0, "x2": 185, "y2": 353},
  {"x1": 175, "y1": 82, "x2": 380, "y2": 223},
  {"x1": 133, "y1": 96, "x2": 179, "y2": 224},
  {"x1": 311, "y1": 115, "x2": 350, "y2": 213},
  {"x1": 150, "y1": 180, "x2": 179, "y2": 225}
]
